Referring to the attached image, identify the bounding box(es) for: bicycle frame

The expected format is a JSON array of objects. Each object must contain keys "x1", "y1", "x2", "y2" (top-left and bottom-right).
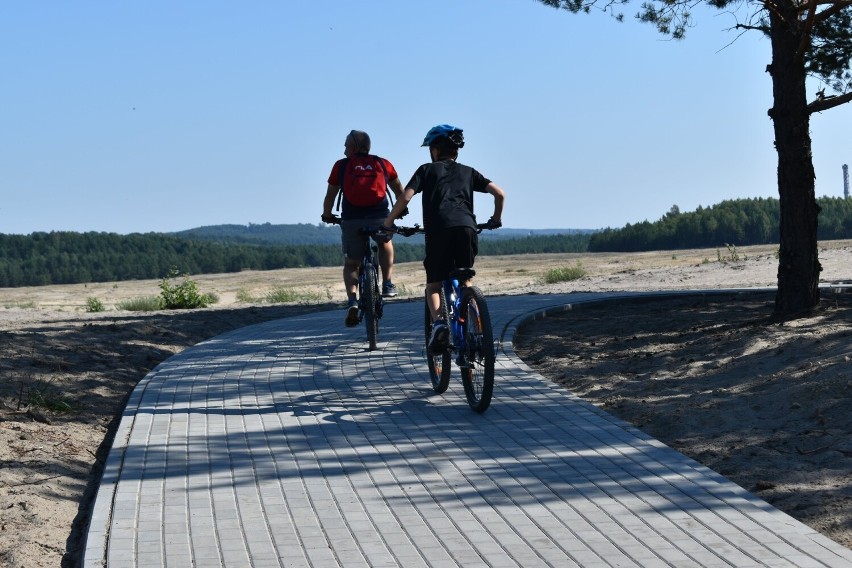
[
  {"x1": 359, "y1": 243, "x2": 382, "y2": 318},
  {"x1": 442, "y1": 278, "x2": 465, "y2": 356}
]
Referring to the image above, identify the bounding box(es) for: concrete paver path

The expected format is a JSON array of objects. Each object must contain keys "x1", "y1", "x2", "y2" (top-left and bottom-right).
[{"x1": 84, "y1": 292, "x2": 852, "y2": 567}]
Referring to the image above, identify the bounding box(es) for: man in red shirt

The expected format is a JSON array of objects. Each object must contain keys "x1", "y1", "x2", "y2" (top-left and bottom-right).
[{"x1": 322, "y1": 130, "x2": 405, "y2": 326}]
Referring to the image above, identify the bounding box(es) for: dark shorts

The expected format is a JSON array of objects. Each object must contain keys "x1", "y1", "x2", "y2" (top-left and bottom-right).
[
  {"x1": 341, "y1": 218, "x2": 391, "y2": 261},
  {"x1": 423, "y1": 226, "x2": 478, "y2": 283}
]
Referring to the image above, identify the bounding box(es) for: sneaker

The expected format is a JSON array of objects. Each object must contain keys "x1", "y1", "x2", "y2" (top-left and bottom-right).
[
  {"x1": 382, "y1": 282, "x2": 398, "y2": 298},
  {"x1": 428, "y1": 320, "x2": 449, "y2": 353},
  {"x1": 344, "y1": 300, "x2": 359, "y2": 327}
]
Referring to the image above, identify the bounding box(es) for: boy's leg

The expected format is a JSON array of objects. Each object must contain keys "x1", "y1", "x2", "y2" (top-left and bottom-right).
[
  {"x1": 426, "y1": 280, "x2": 449, "y2": 352},
  {"x1": 425, "y1": 281, "x2": 443, "y2": 322},
  {"x1": 424, "y1": 231, "x2": 452, "y2": 352}
]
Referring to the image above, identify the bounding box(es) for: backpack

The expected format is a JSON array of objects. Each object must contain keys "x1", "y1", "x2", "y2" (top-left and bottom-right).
[{"x1": 335, "y1": 155, "x2": 393, "y2": 210}]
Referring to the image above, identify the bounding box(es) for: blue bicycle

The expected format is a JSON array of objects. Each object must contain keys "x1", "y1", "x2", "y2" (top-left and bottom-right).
[{"x1": 394, "y1": 224, "x2": 496, "y2": 412}]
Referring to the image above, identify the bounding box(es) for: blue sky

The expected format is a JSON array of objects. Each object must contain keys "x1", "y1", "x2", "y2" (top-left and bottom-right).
[{"x1": 2, "y1": 1, "x2": 850, "y2": 235}]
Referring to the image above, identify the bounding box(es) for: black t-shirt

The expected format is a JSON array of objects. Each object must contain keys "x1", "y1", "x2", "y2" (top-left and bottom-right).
[{"x1": 406, "y1": 160, "x2": 491, "y2": 232}]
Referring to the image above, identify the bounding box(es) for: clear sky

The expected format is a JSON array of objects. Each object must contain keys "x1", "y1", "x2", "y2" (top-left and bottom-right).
[{"x1": 2, "y1": 1, "x2": 850, "y2": 235}]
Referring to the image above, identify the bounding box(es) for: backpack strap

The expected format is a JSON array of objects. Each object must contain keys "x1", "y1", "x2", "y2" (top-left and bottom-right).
[{"x1": 334, "y1": 158, "x2": 348, "y2": 212}]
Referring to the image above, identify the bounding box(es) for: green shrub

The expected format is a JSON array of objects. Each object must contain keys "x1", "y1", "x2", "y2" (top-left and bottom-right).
[
  {"x1": 159, "y1": 268, "x2": 217, "y2": 309},
  {"x1": 116, "y1": 296, "x2": 162, "y2": 312},
  {"x1": 544, "y1": 263, "x2": 587, "y2": 283},
  {"x1": 85, "y1": 297, "x2": 106, "y2": 313},
  {"x1": 717, "y1": 244, "x2": 747, "y2": 262}
]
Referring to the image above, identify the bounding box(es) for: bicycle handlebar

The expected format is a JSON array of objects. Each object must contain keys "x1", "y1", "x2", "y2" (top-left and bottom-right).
[
  {"x1": 388, "y1": 224, "x2": 424, "y2": 237},
  {"x1": 324, "y1": 216, "x2": 501, "y2": 236},
  {"x1": 476, "y1": 219, "x2": 502, "y2": 233}
]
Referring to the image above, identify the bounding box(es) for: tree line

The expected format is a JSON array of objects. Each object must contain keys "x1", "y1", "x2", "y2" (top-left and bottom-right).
[
  {"x1": 3, "y1": 196, "x2": 849, "y2": 287},
  {"x1": 588, "y1": 197, "x2": 852, "y2": 252},
  {"x1": 0, "y1": 231, "x2": 590, "y2": 288}
]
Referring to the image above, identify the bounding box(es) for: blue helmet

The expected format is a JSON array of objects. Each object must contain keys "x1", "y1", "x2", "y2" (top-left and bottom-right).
[{"x1": 421, "y1": 124, "x2": 464, "y2": 148}]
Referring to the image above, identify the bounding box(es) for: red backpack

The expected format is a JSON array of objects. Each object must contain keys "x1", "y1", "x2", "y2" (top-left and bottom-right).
[{"x1": 335, "y1": 154, "x2": 391, "y2": 209}]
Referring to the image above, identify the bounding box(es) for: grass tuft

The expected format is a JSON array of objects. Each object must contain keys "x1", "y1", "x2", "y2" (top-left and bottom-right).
[
  {"x1": 543, "y1": 263, "x2": 587, "y2": 283},
  {"x1": 26, "y1": 380, "x2": 73, "y2": 413},
  {"x1": 116, "y1": 296, "x2": 161, "y2": 312}
]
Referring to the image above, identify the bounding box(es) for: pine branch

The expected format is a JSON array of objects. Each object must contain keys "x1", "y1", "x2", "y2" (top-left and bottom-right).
[
  {"x1": 812, "y1": 0, "x2": 852, "y2": 24},
  {"x1": 807, "y1": 90, "x2": 852, "y2": 112},
  {"x1": 794, "y1": 0, "x2": 818, "y2": 65}
]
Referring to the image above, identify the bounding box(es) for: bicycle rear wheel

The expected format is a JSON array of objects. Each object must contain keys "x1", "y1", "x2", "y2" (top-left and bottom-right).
[
  {"x1": 425, "y1": 290, "x2": 451, "y2": 393},
  {"x1": 362, "y1": 262, "x2": 379, "y2": 351},
  {"x1": 459, "y1": 286, "x2": 495, "y2": 412}
]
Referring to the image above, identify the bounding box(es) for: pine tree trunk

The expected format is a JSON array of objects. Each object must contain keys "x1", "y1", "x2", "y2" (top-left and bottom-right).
[{"x1": 768, "y1": 6, "x2": 822, "y2": 316}]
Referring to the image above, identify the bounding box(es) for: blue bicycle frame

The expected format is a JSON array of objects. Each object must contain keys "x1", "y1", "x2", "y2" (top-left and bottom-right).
[{"x1": 442, "y1": 278, "x2": 465, "y2": 356}]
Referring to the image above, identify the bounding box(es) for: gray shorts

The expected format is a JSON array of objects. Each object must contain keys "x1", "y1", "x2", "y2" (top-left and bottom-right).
[{"x1": 341, "y1": 218, "x2": 392, "y2": 261}]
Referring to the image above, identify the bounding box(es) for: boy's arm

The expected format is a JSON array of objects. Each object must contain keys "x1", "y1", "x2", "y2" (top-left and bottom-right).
[
  {"x1": 486, "y1": 182, "x2": 505, "y2": 225},
  {"x1": 383, "y1": 187, "x2": 415, "y2": 229},
  {"x1": 389, "y1": 177, "x2": 405, "y2": 199}
]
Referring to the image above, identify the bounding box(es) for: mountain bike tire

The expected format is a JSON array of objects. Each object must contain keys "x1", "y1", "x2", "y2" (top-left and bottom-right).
[
  {"x1": 460, "y1": 286, "x2": 495, "y2": 412},
  {"x1": 425, "y1": 291, "x2": 451, "y2": 394},
  {"x1": 363, "y1": 262, "x2": 379, "y2": 351}
]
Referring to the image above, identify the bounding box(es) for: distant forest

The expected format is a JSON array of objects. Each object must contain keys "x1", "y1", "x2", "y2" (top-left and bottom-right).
[
  {"x1": 589, "y1": 196, "x2": 852, "y2": 252},
  {"x1": 2, "y1": 196, "x2": 852, "y2": 288},
  {"x1": 0, "y1": 230, "x2": 589, "y2": 287}
]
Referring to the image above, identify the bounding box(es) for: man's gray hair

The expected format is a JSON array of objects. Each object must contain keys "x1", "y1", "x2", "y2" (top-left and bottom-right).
[{"x1": 347, "y1": 130, "x2": 371, "y2": 153}]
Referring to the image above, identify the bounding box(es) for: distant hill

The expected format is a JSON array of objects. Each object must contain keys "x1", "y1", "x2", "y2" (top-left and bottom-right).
[
  {"x1": 171, "y1": 222, "x2": 595, "y2": 246},
  {"x1": 172, "y1": 223, "x2": 342, "y2": 245},
  {"x1": 483, "y1": 228, "x2": 596, "y2": 240}
]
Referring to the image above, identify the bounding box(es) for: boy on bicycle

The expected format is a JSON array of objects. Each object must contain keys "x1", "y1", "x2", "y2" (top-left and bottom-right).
[
  {"x1": 382, "y1": 124, "x2": 505, "y2": 352},
  {"x1": 322, "y1": 130, "x2": 406, "y2": 327}
]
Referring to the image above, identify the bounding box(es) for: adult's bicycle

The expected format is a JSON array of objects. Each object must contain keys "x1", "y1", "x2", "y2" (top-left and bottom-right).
[{"x1": 324, "y1": 216, "x2": 389, "y2": 351}]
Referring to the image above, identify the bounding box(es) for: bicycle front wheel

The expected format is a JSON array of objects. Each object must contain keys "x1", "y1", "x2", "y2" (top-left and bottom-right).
[
  {"x1": 425, "y1": 290, "x2": 451, "y2": 394},
  {"x1": 459, "y1": 286, "x2": 495, "y2": 412},
  {"x1": 362, "y1": 262, "x2": 379, "y2": 351}
]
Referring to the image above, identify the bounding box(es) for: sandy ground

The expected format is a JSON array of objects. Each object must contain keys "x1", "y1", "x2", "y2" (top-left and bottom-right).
[{"x1": 1, "y1": 241, "x2": 851, "y2": 566}]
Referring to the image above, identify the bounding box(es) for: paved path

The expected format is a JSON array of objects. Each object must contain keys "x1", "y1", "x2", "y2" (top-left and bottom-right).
[{"x1": 84, "y1": 292, "x2": 852, "y2": 567}]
